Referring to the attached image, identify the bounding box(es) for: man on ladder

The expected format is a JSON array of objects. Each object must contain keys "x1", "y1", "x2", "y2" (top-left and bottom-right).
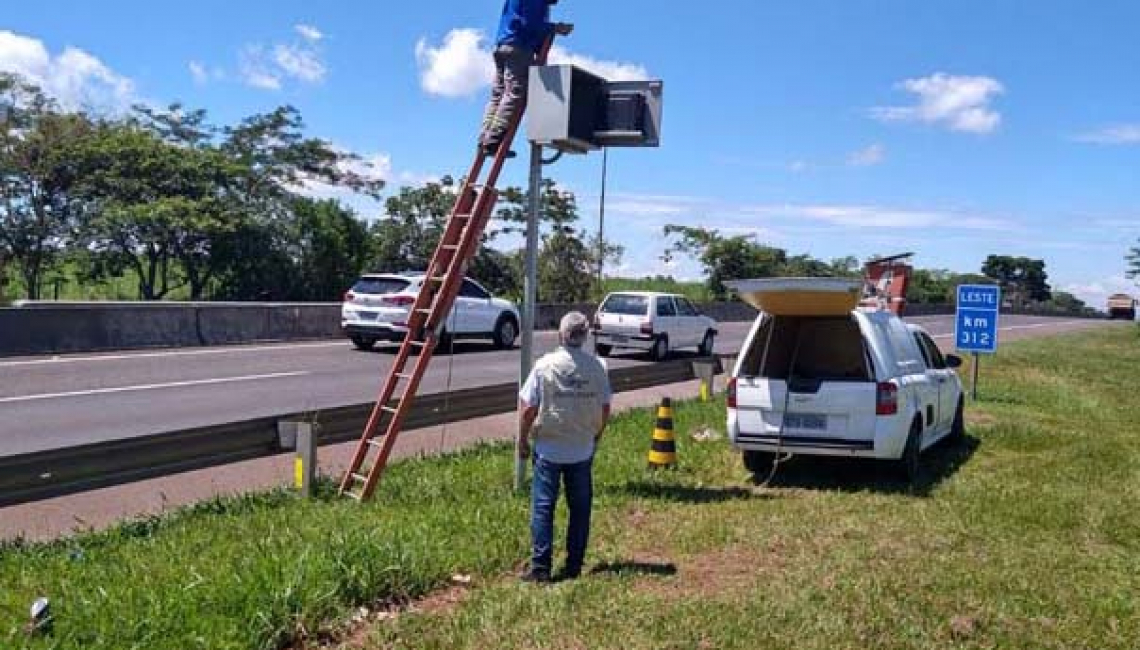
[{"x1": 480, "y1": 0, "x2": 574, "y2": 158}]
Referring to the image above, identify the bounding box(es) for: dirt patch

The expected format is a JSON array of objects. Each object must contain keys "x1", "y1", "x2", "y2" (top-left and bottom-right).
[
  {"x1": 296, "y1": 581, "x2": 474, "y2": 650},
  {"x1": 965, "y1": 411, "x2": 998, "y2": 428}
]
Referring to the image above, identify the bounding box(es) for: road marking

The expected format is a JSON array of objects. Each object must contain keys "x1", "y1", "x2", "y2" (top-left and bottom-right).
[
  {"x1": 0, "y1": 342, "x2": 350, "y2": 368},
  {"x1": 0, "y1": 372, "x2": 311, "y2": 404}
]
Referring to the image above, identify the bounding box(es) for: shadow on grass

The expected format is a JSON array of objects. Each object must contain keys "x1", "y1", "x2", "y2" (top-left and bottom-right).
[
  {"x1": 590, "y1": 561, "x2": 678, "y2": 577},
  {"x1": 607, "y1": 482, "x2": 768, "y2": 504},
  {"x1": 751, "y1": 434, "x2": 981, "y2": 497}
]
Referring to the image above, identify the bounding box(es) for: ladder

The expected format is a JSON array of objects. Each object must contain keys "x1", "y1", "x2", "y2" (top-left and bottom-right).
[{"x1": 339, "y1": 38, "x2": 555, "y2": 501}]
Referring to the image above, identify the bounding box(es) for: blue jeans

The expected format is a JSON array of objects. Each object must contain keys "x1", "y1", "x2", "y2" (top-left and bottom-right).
[{"x1": 530, "y1": 454, "x2": 594, "y2": 573}]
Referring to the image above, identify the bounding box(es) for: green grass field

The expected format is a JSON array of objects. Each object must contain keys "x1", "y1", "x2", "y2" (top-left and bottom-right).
[{"x1": 2, "y1": 327, "x2": 1137, "y2": 649}]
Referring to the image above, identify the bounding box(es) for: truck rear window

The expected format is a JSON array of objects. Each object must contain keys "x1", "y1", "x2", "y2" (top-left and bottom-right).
[
  {"x1": 352, "y1": 278, "x2": 411, "y2": 295},
  {"x1": 739, "y1": 316, "x2": 872, "y2": 381},
  {"x1": 601, "y1": 294, "x2": 649, "y2": 316}
]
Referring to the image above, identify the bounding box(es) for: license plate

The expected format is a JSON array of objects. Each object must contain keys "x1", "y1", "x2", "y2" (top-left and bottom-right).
[
  {"x1": 609, "y1": 334, "x2": 628, "y2": 343},
  {"x1": 784, "y1": 413, "x2": 827, "y2": 431},
  {"x1": 359, "y1": 312, "x2": 378, "y2": 321}
]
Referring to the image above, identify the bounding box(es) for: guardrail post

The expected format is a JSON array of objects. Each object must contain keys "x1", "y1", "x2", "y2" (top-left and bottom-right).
[{"x1": 278, "y1": 420, "x2": 318, "y2": 498}]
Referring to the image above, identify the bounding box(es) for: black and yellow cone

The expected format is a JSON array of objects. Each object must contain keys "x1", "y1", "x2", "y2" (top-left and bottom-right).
[{"x1": 647, "y1": 397, "x2": 677, "y2": 469}]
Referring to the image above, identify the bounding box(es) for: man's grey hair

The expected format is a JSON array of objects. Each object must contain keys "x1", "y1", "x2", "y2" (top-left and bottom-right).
[{"x1": 559, "y1": 311, "x2": 590, "y2": 348}]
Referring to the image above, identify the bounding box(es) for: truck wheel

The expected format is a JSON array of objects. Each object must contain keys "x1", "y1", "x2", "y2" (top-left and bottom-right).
[
  {"x1": 649, "y1": 335, "x2": 669, "y2": 362},
  {"x1": 351, "y1": 335, "x2": 376, "y2": 351},
  {"x1": 896, "y1": 419, "x2": 923, "y2": 483},
  {"x1": 948, "y1": 398, "x2": 965, "y2": 443}
]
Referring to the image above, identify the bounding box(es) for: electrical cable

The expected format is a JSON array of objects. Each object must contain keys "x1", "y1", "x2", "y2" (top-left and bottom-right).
[{"x1": 758, "y1": 323, "x2": 803, "y2": 487}]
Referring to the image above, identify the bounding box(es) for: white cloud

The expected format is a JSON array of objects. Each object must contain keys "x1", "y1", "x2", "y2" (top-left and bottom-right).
[
  {"x1": 1062, "y1": 275, "x2": 1138, "y2": 312},
  {"x1": 847, "y1": 143, "x2": 886, "y2": 167},
  {"x1": 295, "y1": 24, "x2": 324, "y2": 43},
  {"x1": 871, "y1": 73, "x2": 1004, "y2": 134},
  {"x1": 272, "y1": 43, "x2": 325, "y2": 83},
  {"x1": 188, "y1": 60, "x2": 209, "y2": 84},
  {"x1": 239, "y1": 47, "x2": 282, "y2": 90},
  {"x1": 237, "y1": 28, "x2": 326, "y2": 91},
  {"x1": 0, "y1": 29, "x2": 135, "y2": 110},
  {"x1": 414, "y1": 29, "x2": 495, "y2": 98},
  {"x1": 748, "y1": 204, "x2": 1012, "y2": 230},
  {"x1": 1073, "y1": 124, "x2": 1140, "y2": 145},
  {"x1": 414, "y1": 28, "x2": 649, "y2": 98},
  {"x1": 788, "y1": 160, "x2": 809, "y2": 174},
  {"x1": 548, "y1": 46, "x2": 648, "y2": 81}
]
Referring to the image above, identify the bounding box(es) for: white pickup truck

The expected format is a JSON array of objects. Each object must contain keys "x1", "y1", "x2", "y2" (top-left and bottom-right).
[{"x1": 726, "y1": 278, "x2": 965, "y2": 481}]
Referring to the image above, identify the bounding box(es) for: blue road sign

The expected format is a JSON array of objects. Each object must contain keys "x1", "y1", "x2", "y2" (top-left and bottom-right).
[{"x1": 955, "y1": 284, "x2": 1001, "y2": 354}]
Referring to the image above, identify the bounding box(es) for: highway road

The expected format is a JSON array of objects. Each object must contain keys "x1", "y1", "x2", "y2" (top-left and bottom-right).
[{"x1": 0, "y1": 315, "x2": 1113, "y2": 457}]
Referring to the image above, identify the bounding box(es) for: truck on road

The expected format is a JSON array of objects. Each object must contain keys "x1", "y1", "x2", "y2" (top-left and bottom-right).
[{"x1": 1107, "y1": 293, "x2": 1137, "y2": 320}]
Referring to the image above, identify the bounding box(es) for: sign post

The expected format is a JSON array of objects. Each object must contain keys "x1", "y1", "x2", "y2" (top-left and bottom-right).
[{"x1": 954, "y1": 284, "x2": 1001, "y2": 400}]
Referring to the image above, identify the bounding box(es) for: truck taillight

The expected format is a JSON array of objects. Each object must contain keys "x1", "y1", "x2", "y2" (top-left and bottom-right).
[
  {"x1": 383, "y1": 295, "x2": 415, "y2": 306},
  {"x1": 343, "y1": 290, "x2": 355, "y2": 302},
  {"x1": 640, "y1": 321, "x2": 654, "y2": 335},
  {"x1": 876, "y1": 382, "x2": 898, "y2": 416},
  {"x1": 727, "y1": 377, "x2": 737, "y2": 409}
]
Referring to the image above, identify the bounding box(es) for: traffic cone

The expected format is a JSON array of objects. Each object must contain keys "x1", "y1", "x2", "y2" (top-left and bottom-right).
[{"x1": 647, "y1": 397, "x2": 677, "y2": 469}]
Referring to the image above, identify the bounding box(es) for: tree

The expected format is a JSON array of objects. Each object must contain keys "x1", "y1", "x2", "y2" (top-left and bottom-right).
[
  {"x1": 293, "y1": 198, "x2": 369, "y2": 301},
  {"x1": 73, "y1": 122, "x2": 226, "y2": 299},
  {"x1": 368, "y1": 176, "x2": 457, "y2": 273},
  {"x1": 663, "y1": 225, "x2": 787, "y2": 300},
  {"x1": 0, "y1": 73, "x2": 91, "y2": 299},
  {"x1": 982, "y1": 255, "x2": 1051, "y2": 303}
]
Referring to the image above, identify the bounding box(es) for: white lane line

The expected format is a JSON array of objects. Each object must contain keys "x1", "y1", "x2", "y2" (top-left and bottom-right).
[
  {"x1": 0, "y1": 341, "x2": 348, "y2": 368},
  {"x1": 0, "y1": 372, "x2": 310, "y2": 404},
  {"x1": 931, "y1": 320, "x2": 1092, "y2": 340}
]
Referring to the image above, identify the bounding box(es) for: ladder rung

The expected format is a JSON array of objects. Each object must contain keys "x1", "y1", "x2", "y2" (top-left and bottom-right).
[
  {"x1": 440, "y1": 244, "x2": 460, "y2": 251},
  {"x1": 343, "y1": 490, "x2": 363, "y2": 501},
  {"x1": 367, "y1": 438, "x2": 385, "y2": 448},
  {"x1": 351, "y1": 472, "x2": 369, "y2": 483},
  {"x1": 394, "y1": 372, "x2": 414, "y2": 380},
  {"x1": 414, "y1": 308, "x2": 432, "y2": 315},
  {"x1": 430, "y1": 276, "x2": 448, "y2": 283},
  {"x1": 381, "y1": 405, "x2": 399, "y2": 415},
  {"x1": 453, "y1": 213, "x2": 472, "y2": 220}
]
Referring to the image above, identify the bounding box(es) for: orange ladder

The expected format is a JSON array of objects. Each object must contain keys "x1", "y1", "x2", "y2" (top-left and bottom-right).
[{"x1": 339, "y1": 38, "x2": 554, "y2": 501}]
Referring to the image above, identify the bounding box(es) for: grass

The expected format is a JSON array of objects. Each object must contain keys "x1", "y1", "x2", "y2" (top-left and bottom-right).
[{"x1": 2, "y1": 327, "x2": 1139, "y2": 649}]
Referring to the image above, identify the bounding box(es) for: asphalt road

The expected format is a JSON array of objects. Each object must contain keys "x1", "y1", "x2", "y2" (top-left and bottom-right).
[{"x1": 0, "y1": 315, "x2": 1113, "y2": 457}]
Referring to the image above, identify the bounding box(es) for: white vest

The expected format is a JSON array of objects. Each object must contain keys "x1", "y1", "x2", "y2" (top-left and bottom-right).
[{"x1": 533, "y1": 347, "x2": 610, "y2": 459}]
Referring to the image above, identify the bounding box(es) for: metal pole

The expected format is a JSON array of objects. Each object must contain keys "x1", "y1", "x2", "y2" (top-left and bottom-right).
[
  {"x1": 516, "y1": 142, "x2": 543, "y2": 491},
  {"x1": 972, "y1": 353, "x2": 980, "y2": 401},
  {"x1": 597, "y1": 147, "x2": 608, "y2": 295}
]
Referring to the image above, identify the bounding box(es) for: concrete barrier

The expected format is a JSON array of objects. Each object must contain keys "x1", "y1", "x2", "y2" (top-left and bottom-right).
[
  {"x1": 0, "y1": 302, "x2": 341, "y2": 357},
  {"x1": 5, "y1": 299, "x2": 1047, "y2": 358}
]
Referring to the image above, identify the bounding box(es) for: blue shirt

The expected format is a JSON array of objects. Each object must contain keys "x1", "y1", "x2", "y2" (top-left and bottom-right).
[{"x1": 496, "y1": 0, "x2": 555, "y2": 53}]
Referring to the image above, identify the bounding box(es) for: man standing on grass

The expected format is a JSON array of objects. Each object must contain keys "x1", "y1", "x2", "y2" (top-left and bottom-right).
[
  {"x1": 480, "y1": 0, "x2": 574, "y2": 158},
  {"x1": 518, "y1": 311, "x2": 611, "y2": 583}
]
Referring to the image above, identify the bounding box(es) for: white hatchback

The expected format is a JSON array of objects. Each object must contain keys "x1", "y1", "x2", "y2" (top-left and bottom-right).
[
  {"x1": 341, "y1": 273, "x2": 520, "y2": 351},
  {"x1": 591, "y1": 291, "x2": 719, "y2": 361},
  {"x1": 725, "y1": 278, "x2": 965, "y2": 481}
]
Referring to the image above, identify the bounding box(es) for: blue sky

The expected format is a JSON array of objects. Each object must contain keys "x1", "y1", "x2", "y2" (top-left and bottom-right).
[{"x1": 3, "y1": 1, "x2": 1139, "y2": 307}]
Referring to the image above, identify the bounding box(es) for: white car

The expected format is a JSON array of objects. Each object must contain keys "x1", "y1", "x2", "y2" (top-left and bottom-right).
[
  {"x1": 341, "y1": 273, "x2": 520, "y2": 351},
  {"x1": 591, "y1": 291, "x2": 719, "y2": 361},
  {"x1": 725, "y1": 278, "x2": 965, "y2": 481}
]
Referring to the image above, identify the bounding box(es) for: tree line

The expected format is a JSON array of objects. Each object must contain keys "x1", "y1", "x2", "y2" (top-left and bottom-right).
[{"x1": 2, "y1": 70, "x2": 1121, "y2": 312}]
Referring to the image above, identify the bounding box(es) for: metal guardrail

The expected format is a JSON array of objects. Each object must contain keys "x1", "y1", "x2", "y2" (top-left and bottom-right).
[{"x1": 0, "y1": 356, "x2": 722, "y2": 508}]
